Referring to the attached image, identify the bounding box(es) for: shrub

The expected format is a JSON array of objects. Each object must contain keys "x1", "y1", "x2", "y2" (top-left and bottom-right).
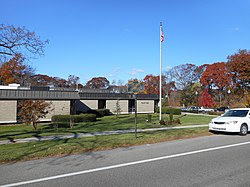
[
  {"x1": 87, "y1": 109, "x2": 110, "y2": 118},
  {"x1": 169, "y1": 114, "x2": 173, "y2": 121},
  {"x1": 72, "y1": 114, "x2": 96, "y2": 122},
  {"x1": 147, "y1": 114, "x2": 152, "y2": 123},
  {"x1": 159, "y1": 114, "x2": 181, "y2": 126},
  {"x1": 155, "y1": 107, "x2": 181, "y2": 115},
  {"x1": 163, "y1": 107, "x2": 181, "y2": 115},
  {"x1": 97, "y1": 109, "x2": 111, "y2": 116},
  {"x1": 159, "y1": 119, "x2": 165, "y2": 125},
  {"x1": 51, "y1": 114, "x2": 97, "y2": 128}
]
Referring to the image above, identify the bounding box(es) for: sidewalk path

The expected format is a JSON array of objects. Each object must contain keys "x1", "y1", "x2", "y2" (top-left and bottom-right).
[{"x1": 0, "y1": 124, "x2": 208, "y2": 145}]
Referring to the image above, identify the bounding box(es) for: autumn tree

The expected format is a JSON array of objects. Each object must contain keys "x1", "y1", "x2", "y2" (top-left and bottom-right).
[
  {"x1": 0, "y1": 24, "x2": 48, "y2": 62},
  {"x1": 86, "y1": 77, "x2": 109, "y2": 89},
  {"x1": 199, "y1": 88, "x2": 215, "y2": 107},
  {"x1": 127, "y1": 79, "x2": 144, "y2": 93},
  {"x1": 30, "y1": 74, "x2": 70, "y2": 87},
  {"x1": 51, "y1": 77, "x2": 68, "y2": 87},
  {"x1": 165, "y1": 64, "x2": 200, "y2": 107},
  {"x1": 143, "y1": 74, "x2": 167, "y2": 96},
  {"x1": 0, "y1": 53, "x2": 34, "y2": 85},
  {"x1": 179, "y1": 83, "x2": 200, "y2": 107},
  {"x1": 227, "y1": 49, "x2": 250, "y2": 106},
  {"x1": 194, "y1": 64, "x2": 208, "y2": 81},
  {"x1": 67, "y1": 75, "x2": 80, "y2": 89},
  {"x1": 200, "y1": 62, "x2": 232, "y2": 106},
  {"x1": 200, "y1": 62, "x2": 231, "y2": 92},
  {"x1": 165, "y1": 81, "x2": 176, "y2": 99},
  {"x1": 31, "y1": 74, "x2": 54, "y2": 86},
  {"x1": 18, "y1": 100, "x2": 52, "y2": 129},
  {"x1": 227, "y1": 49, "x2": 250, "y2": 91}
]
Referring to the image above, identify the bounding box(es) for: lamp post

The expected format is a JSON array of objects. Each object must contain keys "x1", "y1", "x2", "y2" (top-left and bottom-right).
[
  {"x1": 195, "y1": 91, "x2": 199, "y2": 113},
  {"x1": 133, "y1": 94, "x2": 138, "y2": 138},
  {"x1": 227, "y1": 89, "x2": 231, "y2": 108},
  {"x1": 195, "y1": 91, "x2": 198, "y2": 109}
]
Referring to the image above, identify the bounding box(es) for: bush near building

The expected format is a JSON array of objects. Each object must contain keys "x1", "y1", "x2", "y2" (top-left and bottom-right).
[
  {"x1": 51, "y1": 114, "x2": 96, "y2": 128},
  {"x1": 87, "y1": 109, "x2": 111, "y2": 117},
  {"x1": 156, "y1": 107, "x2": 181, "y2": 115}
]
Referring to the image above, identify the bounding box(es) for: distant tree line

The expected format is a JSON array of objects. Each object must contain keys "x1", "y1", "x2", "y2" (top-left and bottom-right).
[{"x1": 0, "y1": 23, "x2": 249, "y2": 108}]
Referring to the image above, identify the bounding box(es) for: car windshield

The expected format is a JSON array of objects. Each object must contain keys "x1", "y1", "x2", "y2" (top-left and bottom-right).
[{"x1": 223, "y1": 110, "x2": 249, "y2": 117}]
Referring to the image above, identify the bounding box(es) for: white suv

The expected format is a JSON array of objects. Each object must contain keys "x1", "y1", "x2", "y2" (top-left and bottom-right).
[{"x1": 209, "y1": 108, "x2": 250, "y2": 135}]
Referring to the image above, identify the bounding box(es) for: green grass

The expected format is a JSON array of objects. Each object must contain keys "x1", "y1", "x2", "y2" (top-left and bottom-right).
[
  {"x1": 0, "y1": 113, "x2": 216, "y2": 141},
  {"x1": 0, "y1": 127, "x2": 211, "y2": 163},
  {"x1": 179, "y1": 114, "x2": 215, "y2": 125},
  {"x1": 0, "y1": 113, "x2": 216, "y2": 162}
]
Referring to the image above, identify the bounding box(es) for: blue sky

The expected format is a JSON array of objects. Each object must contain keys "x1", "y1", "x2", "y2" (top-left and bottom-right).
[{"x1": 1, "y1": 0, "x2": 250, "y2": 85}]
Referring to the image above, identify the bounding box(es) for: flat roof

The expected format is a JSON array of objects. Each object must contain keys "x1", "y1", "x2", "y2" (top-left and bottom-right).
[{"x1": 0, "y1": 89, "x2": 158, "y2": 100}]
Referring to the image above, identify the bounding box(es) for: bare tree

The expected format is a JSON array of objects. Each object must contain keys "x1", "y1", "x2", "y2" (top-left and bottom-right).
[
  {"x1": 0, "y1": 24, "x2": 49, "y2": 62},
  {"x1": 115, "y1": 100, "x2": 122, "y2": 118},
  {"x1": 165, "y1": 64, "x2": 198, "y2": 90},
  {"x1": 67, "y1": 75, "x2": 80, "y2": 89}
]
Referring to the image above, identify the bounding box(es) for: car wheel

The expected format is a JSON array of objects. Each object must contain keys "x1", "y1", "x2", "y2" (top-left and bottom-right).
[{"x1": 239, "y1": 124, "x2": 248, "y2": 136}]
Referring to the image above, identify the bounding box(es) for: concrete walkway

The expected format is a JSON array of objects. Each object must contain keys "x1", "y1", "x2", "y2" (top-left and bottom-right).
[{"x1": 0, "y1": 124, "x2": 208, "y2": 145}]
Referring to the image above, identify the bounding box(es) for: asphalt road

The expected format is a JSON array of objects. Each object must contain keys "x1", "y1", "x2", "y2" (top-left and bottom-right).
[{"x1": 1, "y1": 134, "x2": 250, "y2": 187}]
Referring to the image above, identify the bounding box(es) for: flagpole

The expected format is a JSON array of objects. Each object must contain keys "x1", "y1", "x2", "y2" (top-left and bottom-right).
[{"x1": 159, "y1": 22, "x2": 163, "y2": 121}]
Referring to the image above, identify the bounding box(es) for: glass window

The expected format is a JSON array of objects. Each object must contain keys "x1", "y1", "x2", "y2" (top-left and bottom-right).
[{"x1": 223, "y1": 110, "x2": 249, "y2": 117}]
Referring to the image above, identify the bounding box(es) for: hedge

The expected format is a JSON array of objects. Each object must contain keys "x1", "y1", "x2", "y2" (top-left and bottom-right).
[
  {"x1": 51, "y1": 114, "x2": 97, "y2": 124},
  {"x1": 87, "y1": 109, "x2": 111, "y2": 117},
  {"x1": 156, "y1": 107, "x2": 181, "y2": 115}
]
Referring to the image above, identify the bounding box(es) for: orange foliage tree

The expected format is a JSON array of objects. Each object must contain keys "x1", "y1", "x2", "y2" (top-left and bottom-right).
[
  {"x1": 143, "y1": 74, "x2": 167, "y2": 96},
  {"x1": 227, "y1": 49, "x2": 250, "y2": 91},
  {"x1": 200, "y1": 62, "x2": 232, "y2": 92},
  {"x1": 18, "y1": 100, "x2": 52, "y2": 129},
  {"x1": 86, "y1": 77, "x2": 110, "y2": 89},
  {"x1": 0, "y1": 54, "x2": 26, "y2": 85},
  {"x1": 227, "y1": 49, "x2": 250, "y2": 106}
]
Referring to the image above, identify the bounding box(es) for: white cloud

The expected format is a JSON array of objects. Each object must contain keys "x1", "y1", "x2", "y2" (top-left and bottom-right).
[
  {"x1": 164, "y1": 65, "x2": 171, "y2": 71},
  {"x1": 107, "y1": 68, "x2": 120, "y2": 78},
  {"x1": 128, "y1": 69, "x2": 144, "y2": 75}
]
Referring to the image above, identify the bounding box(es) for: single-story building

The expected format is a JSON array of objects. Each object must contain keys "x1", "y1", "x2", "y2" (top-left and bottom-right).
[{"x1": 0, "y1": 85, "x2": 159, "y2": 124}]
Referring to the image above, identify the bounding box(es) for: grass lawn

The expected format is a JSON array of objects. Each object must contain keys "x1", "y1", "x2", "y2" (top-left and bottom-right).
[
  {"x1": 0, "y1": 113, "x2": 216, "y2": 141},
  {"x1": 0, "y1": 127, "x2": 211, "y2": 163},
  {"x1": 0, "y1": 113, "x2": 216, "y2": 162}
]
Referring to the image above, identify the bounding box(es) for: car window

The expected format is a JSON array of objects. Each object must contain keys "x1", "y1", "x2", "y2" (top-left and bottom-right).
[{"x1": 223, "y1": 110, "x2": 249, "y2": 117}]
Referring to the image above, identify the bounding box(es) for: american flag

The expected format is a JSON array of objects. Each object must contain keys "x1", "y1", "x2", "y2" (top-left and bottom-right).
[{"x1": 160, "y1": 26, "x2": 164, "y2": 42}]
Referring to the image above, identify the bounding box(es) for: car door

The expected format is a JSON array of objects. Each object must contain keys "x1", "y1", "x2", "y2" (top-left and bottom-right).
[{"x1": 247, "y1": 110, "x2": 250, "y2": 126}]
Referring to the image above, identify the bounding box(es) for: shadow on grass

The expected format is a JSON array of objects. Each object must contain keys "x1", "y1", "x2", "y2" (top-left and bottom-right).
[{"x1": 0, "y1": 130, "x2": 43, "y2": 141}]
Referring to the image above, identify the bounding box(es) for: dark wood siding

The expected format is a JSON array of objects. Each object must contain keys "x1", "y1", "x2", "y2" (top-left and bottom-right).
[{"x1": 0, "y1": 89, "x2": 80, "y2": 100}]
